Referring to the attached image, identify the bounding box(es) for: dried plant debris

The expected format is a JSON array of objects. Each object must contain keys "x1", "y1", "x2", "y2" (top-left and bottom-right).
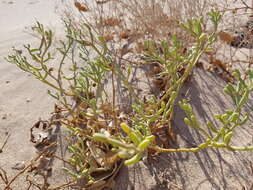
[
  {"x1": 151, "y1": 121, "x2": 176, "y2": 148},
  {"x1": 26, "y1": 106, "x2": 64, "y2": 188},
  {"x1": 219, "y1": 31, "x2": 235, "y2": 44},
  {"x1": 28, "y1": 103, "x2": 124, "y2": 189},
  {"x1": 0, "y1": 167, "x2": 9, "y2": 186},
  {"x1": 30, "y1": 120, "x2": 52, "y2": 149},
  {"x1": 102, "y1": 17, "x2": 121, "y2": 27},
  {"x1": 74, "y1": 1, "x2": 89, "y2": 12},
  {"x1": 198, "y1": 52, "x2": 235, "y2": 83},
  {"x1": 227, "y1": 19, "x2": 253, "y2": 49},
  {"x1": 0, "y1": 132, "x2": 11, "y2": 153}
]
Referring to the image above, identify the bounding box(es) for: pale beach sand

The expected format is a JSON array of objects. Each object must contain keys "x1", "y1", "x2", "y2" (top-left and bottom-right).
[{"x1": 0, "y1": 0, "x2": 65, "y2": 188}]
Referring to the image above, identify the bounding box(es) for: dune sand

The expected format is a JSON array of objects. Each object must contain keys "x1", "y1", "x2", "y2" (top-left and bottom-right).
[
  {"x1": 0, "y1": 0, "x2": 66, "y2": 189},
  {"x1": 0, "y1": 0, "x2": 253, "y2": 189}
]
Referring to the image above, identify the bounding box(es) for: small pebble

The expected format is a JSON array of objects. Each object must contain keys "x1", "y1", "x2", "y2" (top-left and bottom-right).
[
  {"x1": 5, "y1": 80, "x2": 10, "y2": 84},
  {"x1": 26, "y1": 98, "x2": 31, "y2": 103},
  {"x1": 2, "y1": 114, "x2": 7, "y2": 120}
]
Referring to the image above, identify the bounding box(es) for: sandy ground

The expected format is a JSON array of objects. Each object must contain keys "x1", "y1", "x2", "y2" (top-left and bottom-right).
[
  {"x1": 0, "y1": 0, "x2": 67, "y2": 189},
  {"x1": 0, "y1": 0, "x2": 253, "y2": 190}
]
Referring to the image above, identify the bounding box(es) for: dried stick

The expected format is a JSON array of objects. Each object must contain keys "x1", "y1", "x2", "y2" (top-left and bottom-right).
[
  {"x1": 4, "y1": 142, "x2": 57, "y2": 190},
  {"x1": 0, "y1": 133, "x2": 11, "y2": 153}
]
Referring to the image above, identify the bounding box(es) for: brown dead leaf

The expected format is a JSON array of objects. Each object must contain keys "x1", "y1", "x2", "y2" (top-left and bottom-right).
[
  {"x1": 74, "y1": 2, "x2": 89, "y2": 12},
  {"x1": 119, "y1": 32, "x2": 130, "y2": 39},
  {"x1": 219, "y1": 31, "x2": 235, "y2": 44},
  {"x1": 103, "y1": 18, "x2": 121, "y2": 27}
]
